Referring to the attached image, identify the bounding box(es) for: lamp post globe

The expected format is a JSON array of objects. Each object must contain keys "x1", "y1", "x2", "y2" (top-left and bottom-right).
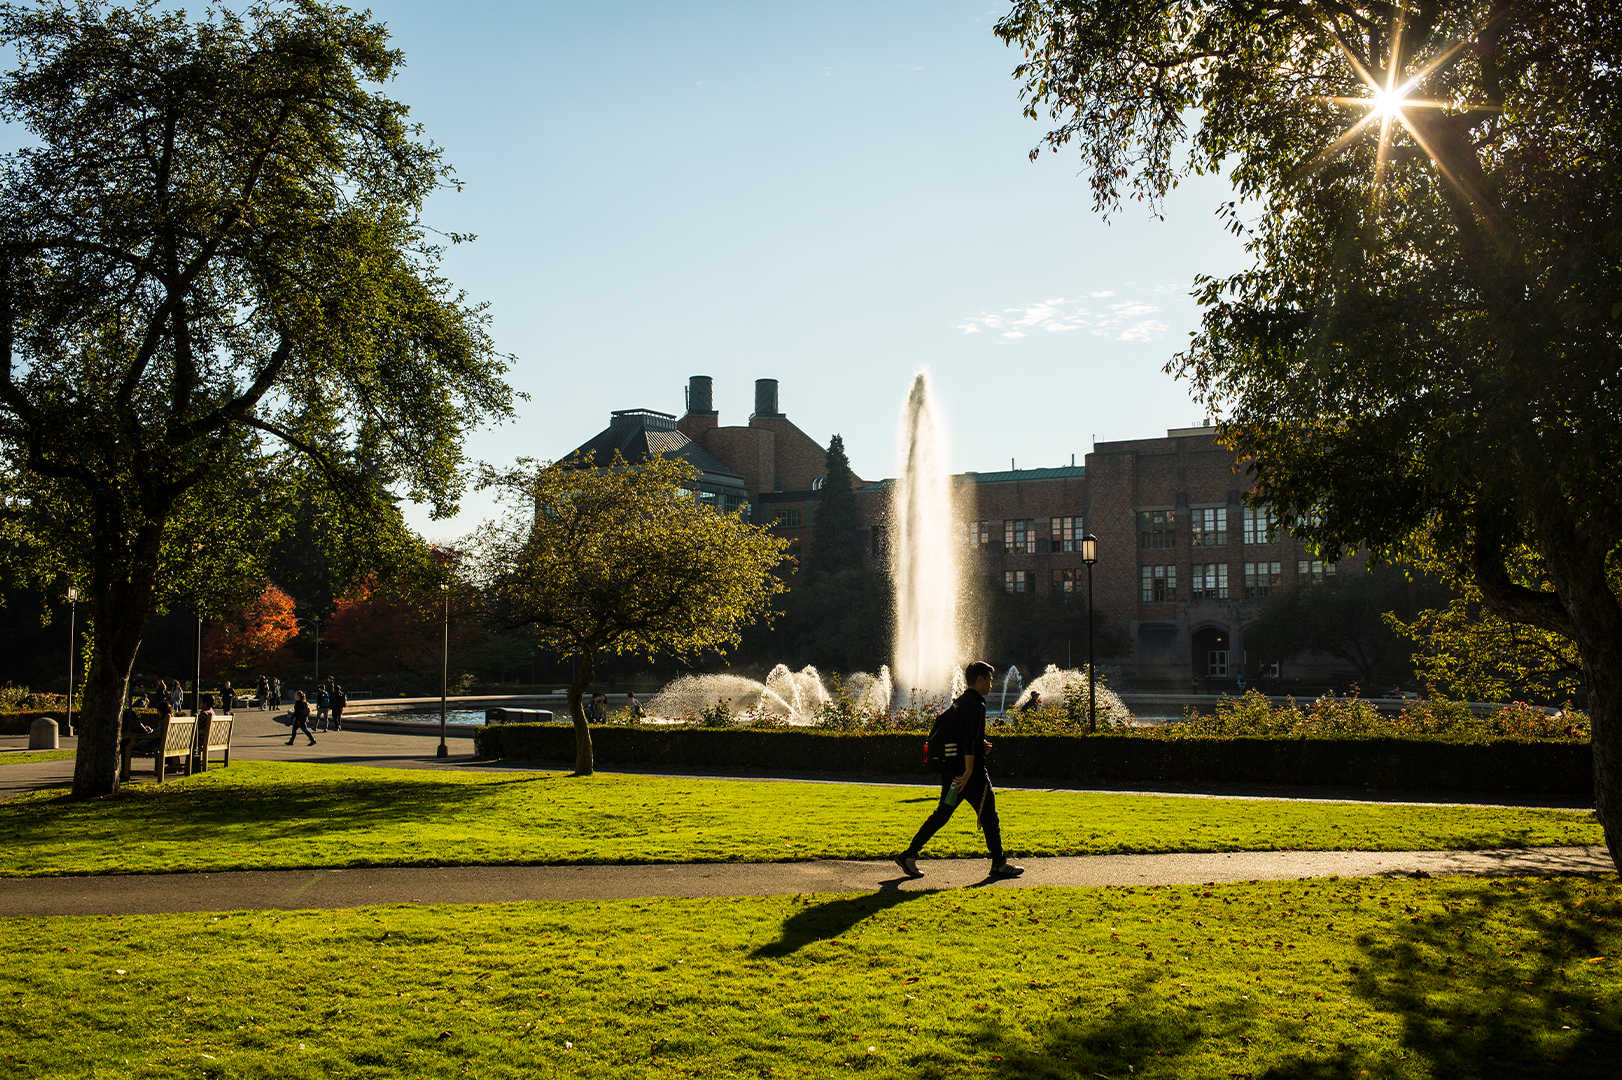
[{"x1": 1080, "y1": 534, "x2": 1098, "y2": 733}]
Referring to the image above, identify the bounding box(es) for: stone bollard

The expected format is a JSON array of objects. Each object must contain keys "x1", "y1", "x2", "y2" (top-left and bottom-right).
[{"x1": 29, "y1": 717, "x2": 59, "y2": 750}]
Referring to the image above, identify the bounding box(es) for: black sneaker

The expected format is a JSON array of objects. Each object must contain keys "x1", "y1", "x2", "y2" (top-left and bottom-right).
[
  {"x1": 894, "y1": 853, "x2": 922, "y2": 878},
  {"x1": 989, "y1": 861, "x2": 1025, "y2": 879}
]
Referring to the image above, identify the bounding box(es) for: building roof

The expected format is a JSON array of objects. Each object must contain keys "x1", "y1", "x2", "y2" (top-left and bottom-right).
[
  {"x1": 859, "y1": 464, "x2": 1086, "y2": 492},
  {"x1": 565, "y1": 410, "x2": 746, "y2": 489}
]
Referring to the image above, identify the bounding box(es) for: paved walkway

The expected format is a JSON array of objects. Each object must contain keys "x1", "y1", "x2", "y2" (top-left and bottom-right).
[{"x1": 0, "y1": 846, "x2": 1610, "y2": 916}]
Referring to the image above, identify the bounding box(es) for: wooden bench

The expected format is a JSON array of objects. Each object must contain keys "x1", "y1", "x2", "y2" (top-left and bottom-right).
[
  {"x1": 120, "y1": 716, "x2": 198, "y2": 783},
  {"x1": 194, "y1": 714, "x2": 233, "y2": 772}
]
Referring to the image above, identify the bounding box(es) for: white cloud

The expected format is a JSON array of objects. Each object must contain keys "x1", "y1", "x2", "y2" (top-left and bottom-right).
[
  {"x1": 1090, "y1": 290, "x2": 1115, "y2": 297},
  {"x1": 957, "y1": 293, "x2": 1168, "y2": 342},
  {"x1": 1119, "y1": 320, "x2": 1169, "y2": 342}
]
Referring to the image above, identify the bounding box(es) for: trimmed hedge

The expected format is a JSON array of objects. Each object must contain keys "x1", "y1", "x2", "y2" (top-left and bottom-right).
[
  {"x1": 473, "y1": 724, "x2": 1593, "y2": 797},
  {"x1": 0, "y1": 711, "x2": 69, "y2": 736}
]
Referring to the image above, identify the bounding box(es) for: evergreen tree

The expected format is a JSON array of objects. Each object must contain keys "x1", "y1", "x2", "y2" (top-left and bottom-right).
[{"x1": 809, "y1": 435, "x2": 864, "y2": 577}]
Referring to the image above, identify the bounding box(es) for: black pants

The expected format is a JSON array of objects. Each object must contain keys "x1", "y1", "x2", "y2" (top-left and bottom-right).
[
  {"x1": 288, "y1": 712, "x2": 315, "y2": 742},
  {"x1": 905, "y1": 769, "x2": 1004, "y2": 862}
]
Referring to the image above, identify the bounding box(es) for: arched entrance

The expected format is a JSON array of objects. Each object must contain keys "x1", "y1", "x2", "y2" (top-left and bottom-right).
[{"x1": 1191, "y1": 625, "x2": 1231, "y2": 688}]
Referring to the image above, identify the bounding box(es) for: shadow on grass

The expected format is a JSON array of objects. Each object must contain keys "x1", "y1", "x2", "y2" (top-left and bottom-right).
[
  {"x1": 967, "y1": 877, "x2": 1622, "y2": 1080},
  {"x1": 0, "y1": 767, "x2": 573, "y2": 855},
  {"x1": 751, "y1": 890, "x2": 931, "y2": 958}
]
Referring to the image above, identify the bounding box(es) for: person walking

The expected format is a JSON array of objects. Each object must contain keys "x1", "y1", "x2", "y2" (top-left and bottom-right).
[
  {"x1": 588, "y1": 693, "x2": 607, "y2": 722},
  {"x1": 626, "y1": 692, "x2": 645, "y2": 720},
  {"x1": 895, "y1": 661, "x2": 1025, "y2": 880},
  {"x1": 257, "y1": 675, "x2": 269, "y2": 710},
  {"x1": 170, "y1": 680, "x2": 185, "y2": 714},
  {"x1": 285, "y1": 690, "x2": 317, "y2": 747},
  {"x1": 315, "y1": 683, "x2": 331, "y2": 731},
  {"x1": 329, "y1": 682, "x2": 346, "y2": 731},
  {"x1": 218, "y1": 679, "x2": 234, "y2": 716},
  {"x1": 269, "y1": 676, "x2": 282, "y2": 710}
]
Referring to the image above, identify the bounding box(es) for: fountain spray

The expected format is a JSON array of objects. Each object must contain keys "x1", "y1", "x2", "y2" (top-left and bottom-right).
[{"x1": 892, "y1": 370, "x2": 961, "y2": 698}]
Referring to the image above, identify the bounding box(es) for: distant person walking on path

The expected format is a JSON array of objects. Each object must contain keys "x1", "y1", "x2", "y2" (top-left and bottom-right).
[
  {"x1": 286, "y1": 690, "x2": 316, "y2": 746},
  {"x1": 315, "y1": 684, "x2": 331, "y2": 731},
  {"x1": 218, "y1": 679, "x2": 234, "y2": 715},
  {"x1": 329, "y1": 682, "x2": 346, "y2": 731},
  {"x1": 257, "y1": 676, "x2": 269, "y2": 710},
  {"x1": 269, "y1": 676, "x2": 282, "y2": 709},
  {"x1": 170, "y1": 680, "x2": 185, "y2": 714},
  {"x1": 588, "y1": 693, "x2": 607, "y2": 722},
  {"x1": 627, "y1": 692, "x2": 645, "y2": 720},
  {"x1": 896, "y1": 661, "x2": 1024, "y2": 881}
]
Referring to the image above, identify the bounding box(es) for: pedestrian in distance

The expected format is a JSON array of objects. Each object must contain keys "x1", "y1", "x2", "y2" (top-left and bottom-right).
[
  {"x1": 257, "y1": 675, "x2": 269, "y2": 710},
  {"x1": 329, "y1": 682, "x2": 346, "y2": 731},
  {"x1": 896, "y1": 661, "x2": 1025, "y2": 881},
  {"x1": 285, "y1": 690, "x2": 316, "y2": 746},
  {"x1": 626, "y1": 692, "x2": 645, "y2": 720},
  {"x1": 218, "y1": 679, "x2": 234, "y2": 715},
  {"x1": 1018, "y1": 691, "x2": 1042, "y2": 713},
  {"x1": 588, "y1": 692, "x2": 607, "y2": 722},
  {"x1": 270, "y1": 675, "x2": 282, "y2": 709},
  {"x1": 315, "y1": 683, "x2": 331, "y2": 731},
  {"x1": 170, "y1": 680, "x2": 185, "y2": 714}
]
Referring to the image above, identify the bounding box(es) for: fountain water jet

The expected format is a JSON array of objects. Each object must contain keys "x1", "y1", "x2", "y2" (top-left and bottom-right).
[{"x1": 892, "y1": 370, "x2": 961, "y2": 698}]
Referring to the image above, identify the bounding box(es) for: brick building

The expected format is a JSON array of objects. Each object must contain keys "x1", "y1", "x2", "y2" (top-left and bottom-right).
[{"x1": 567, "y1": 375, "x2": 1361, "y2": 687}]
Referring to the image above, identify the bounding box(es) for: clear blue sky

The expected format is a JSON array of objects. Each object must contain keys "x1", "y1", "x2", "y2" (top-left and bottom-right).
[{"x1": 364, "y1": 3, "x2": 1249, "y2": 537}]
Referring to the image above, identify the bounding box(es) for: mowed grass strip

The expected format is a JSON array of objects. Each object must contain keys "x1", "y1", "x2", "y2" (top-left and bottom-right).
[
  {"x1": 0, "y1": 748, "x2": 75, "y2": 766},
  {"x1": 5, "y1": 876, "x2": 1620, "y2": 1079},
  {"x1": 0, "y1": 762, "x2": 1601, "y2": 876}
]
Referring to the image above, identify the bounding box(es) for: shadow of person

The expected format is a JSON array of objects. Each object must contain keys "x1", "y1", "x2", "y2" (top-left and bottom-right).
[{"x1": 750, "y1": 889, "x2": 931, "y2": 958}]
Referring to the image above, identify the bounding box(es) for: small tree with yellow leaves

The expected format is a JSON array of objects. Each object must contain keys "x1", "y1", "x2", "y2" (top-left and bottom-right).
[{"x1": 474, "y1": 454, "x2": 788, "y2": 774}]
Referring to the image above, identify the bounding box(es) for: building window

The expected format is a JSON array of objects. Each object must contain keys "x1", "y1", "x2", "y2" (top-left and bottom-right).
[
  {"x1": 1243, "y1": 561, "x2": 1283, "y2": 598},
  {"x1": 1207, "y1": 650, "x2": 1229, "y2": 677},
  {"x1": 1191, "y1": 508, "x2": 1228, "y2": 547},
  {"x1": 965, "y1": 521, "x2": 995, "y2": 552},
  {"x1": 1192, "y1": 562, "x2": 1229, "y2": 600},
  {"x1": 773, "y1": 508, "x2": 802, "y2": 527},
  {"x1": 1052, "y1": 567, "x2": 1084, "y2": 595},
  {"x1": 1049, "y1": 515, "x2": 1085, "y2": 553},
  {"x1": 1140, "y1": 565, "x2": 1177, "y2": 603},
  {"x1": 1242, "y1": 506, "x2": 1278, "y2": 545},
  {"x1": 1003, "y1": 518, "x2": 1036, "y2": 554},
  {"x1": 1004, "y1": 569, "x2": 1032, "y2": 594},
  {"x1": 1139, "y1": 510, "x2": 1176, "y2": 549},
  {"x1": 1298, "y1": 559, "x2": 1336, "y2": 583},
  {"x1": 723, "y1": 495, "x2": 745, "y2": 515}
]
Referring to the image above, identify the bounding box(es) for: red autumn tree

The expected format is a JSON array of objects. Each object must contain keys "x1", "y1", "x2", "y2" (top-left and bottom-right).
[
  {"x1": 323, "y1": 574, "x2": 484, "y2": 678},
  {"x1": 202, "y1": 583, "x2": 299, "y2": 677}
]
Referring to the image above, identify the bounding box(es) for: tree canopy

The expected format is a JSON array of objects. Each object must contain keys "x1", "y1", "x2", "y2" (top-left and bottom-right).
[
  {"x1": 997, "y1": 0, "x2": 1622, "y2": 867},
  {"x1": 0, "y1": 0, "x2": 514, "y2": 795},
  {"x1": 474, "y1": 454, "x2": 788, "y2": 774}
]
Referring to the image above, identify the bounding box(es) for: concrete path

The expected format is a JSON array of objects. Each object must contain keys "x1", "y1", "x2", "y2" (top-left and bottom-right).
[{"x1": 0, "y1": 846, "x2": 1610, "y2": 917}]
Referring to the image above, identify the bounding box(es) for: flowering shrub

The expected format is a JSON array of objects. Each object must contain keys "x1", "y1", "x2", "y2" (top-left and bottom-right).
[
  {"x1": 1172, "y1": 690, "x2": 1587, "y2": 742},
  {"x1": 0, "y1": 686, "x2": 66, "y2": 712},
  {"x1": 698, "y1": 697, "x2": 735, "y2": 729}
]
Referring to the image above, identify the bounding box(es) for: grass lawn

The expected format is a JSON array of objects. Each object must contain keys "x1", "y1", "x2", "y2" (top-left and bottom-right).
[
  {"x1": 0, "y1": 748, "x2": 74, "y2": 766},
  {"x1": 4, "y1": 875, "x2": 1618, "y2": 1078},
  {"x1": 0, "y1": 762, "x2": 1601, "y2": 877}
]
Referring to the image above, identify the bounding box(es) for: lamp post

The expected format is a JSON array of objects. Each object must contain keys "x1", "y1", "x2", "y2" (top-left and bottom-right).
[
  {"x1": 195, "y1": 615, "x2": 203, "y2": 716},
  {"x1": 437, "y1": 582, "x2": 450, "y2": 759},
  {"x1": 1080, "y1": 533, "x2": 1098, "y2": 733},
  {"x1": 312, "y1": 616, "x2": 321, "y2": 682},
  {"x1": 65, "y1": 587, "x2": 77, "y2": 736}
]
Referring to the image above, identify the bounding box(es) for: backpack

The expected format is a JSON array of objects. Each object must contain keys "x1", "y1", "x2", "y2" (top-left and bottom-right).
[{"x1": 923, "y1": 701, "x2": 963, "y2": 773}]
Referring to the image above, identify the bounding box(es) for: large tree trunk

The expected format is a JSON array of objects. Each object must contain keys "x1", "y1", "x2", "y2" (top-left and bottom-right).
[
  {"x1": 1536, "y1": 529, "x2": 1622, "y2": 871},
  {"x1": 567, "y1": 650, "x2": 595, "y2": 776},
  {"x1": 71, "y1": 512, "x2": 164, "y2": 798}
]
